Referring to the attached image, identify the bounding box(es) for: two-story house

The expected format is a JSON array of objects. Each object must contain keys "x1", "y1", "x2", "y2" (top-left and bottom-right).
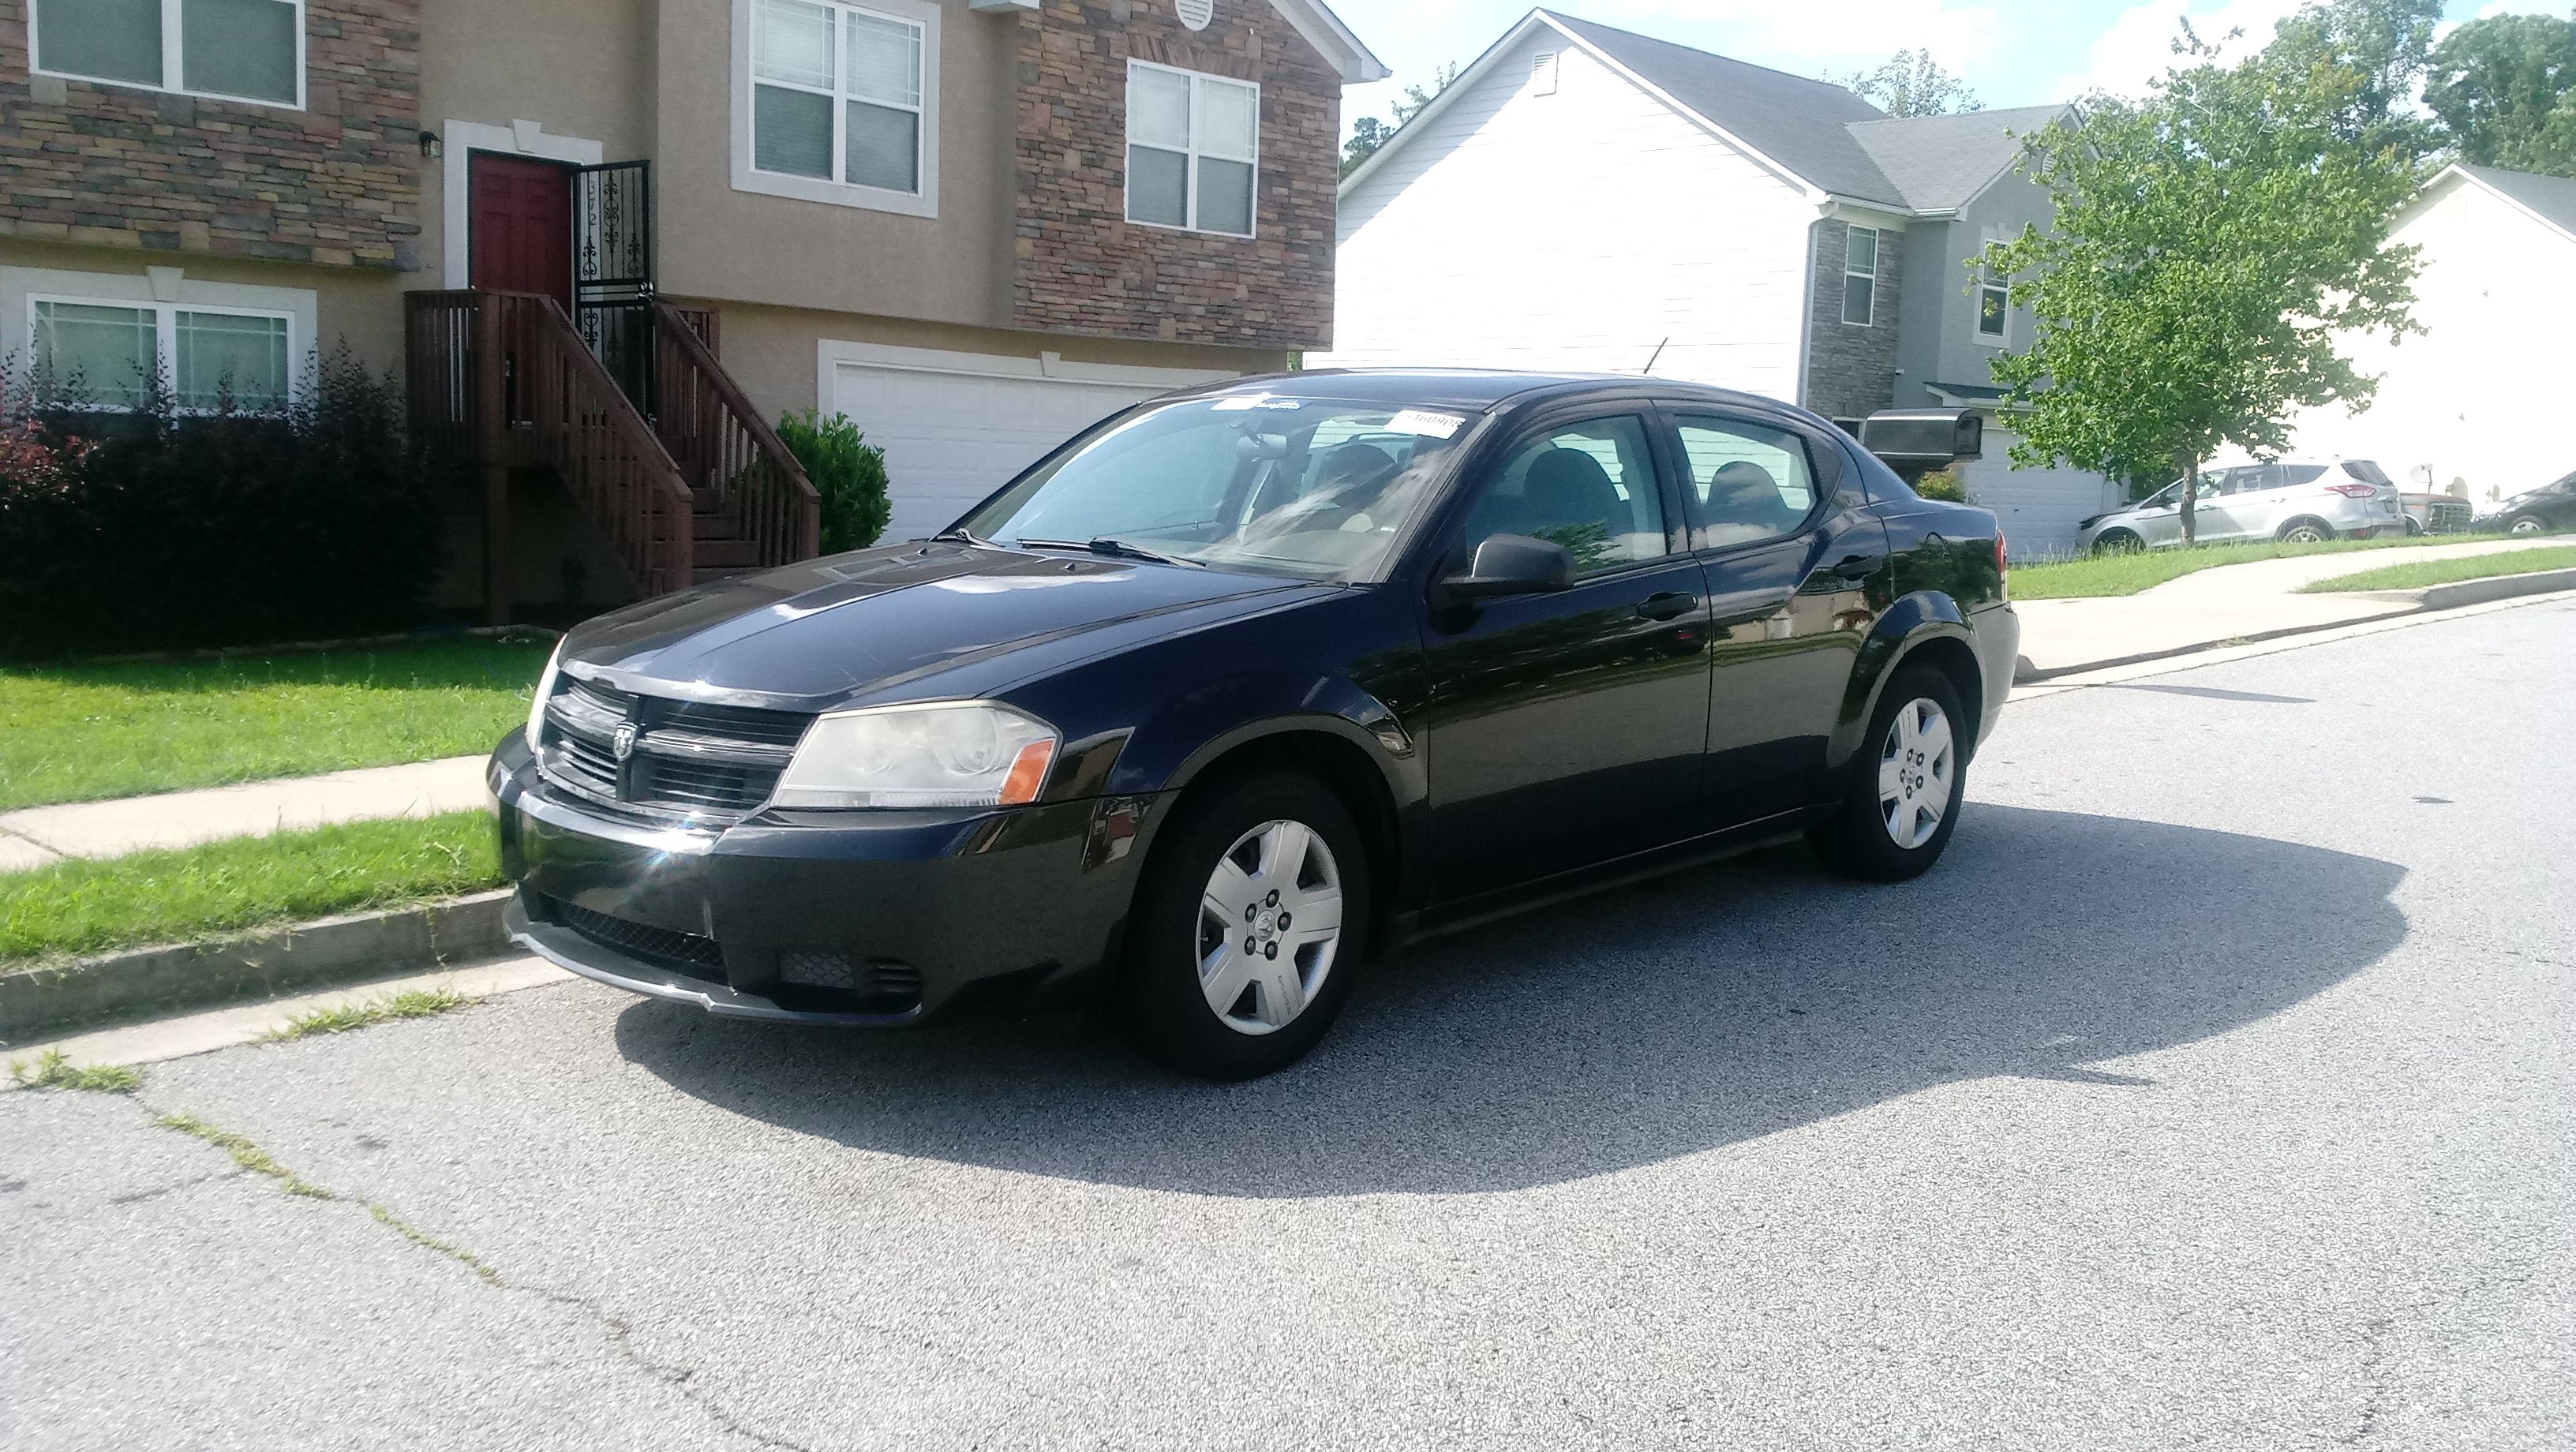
[
  {"x1": 0, "y1": 0, "x2": 1383, "y2": 619},
  {"x1": 1318, "y1": 9, "x2": 2121, "y2": 558}
]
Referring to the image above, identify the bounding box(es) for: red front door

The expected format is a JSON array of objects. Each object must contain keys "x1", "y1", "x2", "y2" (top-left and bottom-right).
[{"x1": 468, "y1": 154, "x2": 573, "y2": 307}]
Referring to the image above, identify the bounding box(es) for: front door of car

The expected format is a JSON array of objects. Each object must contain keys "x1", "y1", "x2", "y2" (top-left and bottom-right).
[
  {"x1": 2127, "y1": 484, "x2": 2186, "y2": 546},
  {"x1": 1669, "y1": 411, "x2": 1889, "y2": 827},
  {"x1": 2197, "y1": 466, "x2": 2275, "y2": 541},
  {"x1": 1417, "y1": 412, "x2": 1712, "y2": 904}
]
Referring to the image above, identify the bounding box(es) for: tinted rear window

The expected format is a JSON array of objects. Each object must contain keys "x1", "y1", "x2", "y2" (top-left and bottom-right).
[{"x1": 2342, "y1": 460, "x2": 2393, "y2": 486}]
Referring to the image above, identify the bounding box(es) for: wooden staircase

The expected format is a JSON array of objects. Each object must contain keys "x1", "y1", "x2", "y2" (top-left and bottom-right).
[{"x1": 405, "y1": 290, "x2": 818, "y2": 621}]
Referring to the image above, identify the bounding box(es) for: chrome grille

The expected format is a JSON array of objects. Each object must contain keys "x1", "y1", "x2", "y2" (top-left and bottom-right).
[{"x1": 534, "y1": 673, "x2": 811, "y2": 822}]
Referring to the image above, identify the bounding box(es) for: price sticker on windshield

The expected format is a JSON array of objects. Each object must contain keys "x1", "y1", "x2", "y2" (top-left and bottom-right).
[{"x1": 1387, "y1": 409, "x2": 1466, "y2": 440}]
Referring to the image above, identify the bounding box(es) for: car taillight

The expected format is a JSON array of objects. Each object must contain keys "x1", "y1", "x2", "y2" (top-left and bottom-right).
[{"x1": 2324, "y1": 483, "x2": 2378, "y2": 498}]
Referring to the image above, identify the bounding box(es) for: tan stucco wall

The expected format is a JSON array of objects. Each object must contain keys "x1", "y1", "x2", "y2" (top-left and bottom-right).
[
  {"x1": 653, "y1": 0, "x2": 1024, "y2": 328},
  {"x1": 412, "y1": 0, "x2": 657, "y2": 290},
  {"x1": 0, "y1": 239, "x2": 409, "y2": 376},
  {"x1": 682, "y1": 297, "x2": 1290, "y2": 426}
]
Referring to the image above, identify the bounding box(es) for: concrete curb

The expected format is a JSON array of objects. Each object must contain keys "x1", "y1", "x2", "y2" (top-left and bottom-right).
[
  {"x1": 2017, "y1": 567, "x2": 2576, "y2": 683},
  {"x1": 0, "y1": 890, "x2": 512, "y2": 1042}
]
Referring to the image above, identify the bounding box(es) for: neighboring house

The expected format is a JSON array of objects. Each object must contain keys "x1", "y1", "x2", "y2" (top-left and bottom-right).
[
  {"x1": 0, "y1": 0, "x2": 1384, "y2": 619},
  {"x1": 1319, "y1": 9, "x2": 2121, "y2": 558},
  {"x1": 2283, "y1": 164, "x2": 2576, "y2": 511}
]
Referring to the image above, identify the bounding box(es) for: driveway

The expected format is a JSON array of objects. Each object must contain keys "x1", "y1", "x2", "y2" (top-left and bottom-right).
[{"x1": 7, "y1": 600, "x2": 2573, "y2": 1450}]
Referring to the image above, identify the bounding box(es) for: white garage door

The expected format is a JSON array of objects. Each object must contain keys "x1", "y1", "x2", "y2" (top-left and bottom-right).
[
  {"x1": 1956, "y1": 423, "x2": 2126, "y2": 562},
  {"x1": 829, "y1": 357, "x2": 1185, "y2": 542}
]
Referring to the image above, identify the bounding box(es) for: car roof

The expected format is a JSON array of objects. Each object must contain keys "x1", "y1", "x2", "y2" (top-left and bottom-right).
[{"x1": 1186, "y1": 368, "x2": 1808, "y2": 417}]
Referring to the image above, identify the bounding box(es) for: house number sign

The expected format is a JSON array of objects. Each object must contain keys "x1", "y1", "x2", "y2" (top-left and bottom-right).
[{"x1": 1175, "y1": 0, "x2": 1213, "y2": 30}]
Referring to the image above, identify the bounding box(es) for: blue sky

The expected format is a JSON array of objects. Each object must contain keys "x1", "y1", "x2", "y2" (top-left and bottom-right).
[{"x1": 1339, "y1": 0, "x2": 2540, "y2": 133}]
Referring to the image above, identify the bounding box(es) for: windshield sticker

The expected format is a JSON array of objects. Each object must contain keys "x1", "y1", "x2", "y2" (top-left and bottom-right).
[
  {"x1": 1387, "y1": 409, "x2": 1467, "y2": 440},
  {"x1": 1213, "y1": 395, "x2": 1305, "y2": 412}
]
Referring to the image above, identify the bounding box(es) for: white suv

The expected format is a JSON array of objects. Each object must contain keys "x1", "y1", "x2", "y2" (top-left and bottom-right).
[{"x1": 2077, "y1": 458, "x2": 2405, "y2": 553}]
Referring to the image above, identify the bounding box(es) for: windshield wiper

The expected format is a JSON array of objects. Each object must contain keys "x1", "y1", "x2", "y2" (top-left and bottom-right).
[
  {"x1": 929, "y1": 526, "x2": 990, "y2": 547},
  {"x1": 1009, "y1": 537, "x2": 1206, "y2": 568}
]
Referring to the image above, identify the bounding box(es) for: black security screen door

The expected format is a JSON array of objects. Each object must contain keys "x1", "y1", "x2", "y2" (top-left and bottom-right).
[{"x1": 573, "y1": 159, "x2": 654, "y2": 412}]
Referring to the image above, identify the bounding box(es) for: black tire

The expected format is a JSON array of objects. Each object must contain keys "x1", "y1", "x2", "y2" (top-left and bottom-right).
[
  {"x1": 1119, "y1": 771, "x2": 1368, "y2": 1080},
  {"x1": 2278, "y1": 518, "x2": 2334, "y2": 544},
  {"x1": 2507, "y1": 515, "x2": 2548, "y2": 535},
  {"x1": 1809, "y1": 664, "x2": 1969, "y2": 883},
  {"x1": 2091, "y1": 529, "x2": 2144, "y2": 556}
]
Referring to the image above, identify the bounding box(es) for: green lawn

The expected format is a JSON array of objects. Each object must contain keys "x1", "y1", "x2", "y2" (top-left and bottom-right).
[
  {"x1": 0, "y1": 637, "x2": 551, "y2": 812},
  {"x1": 2012, "y1": 533, "x2": 2567, "y2": 601},
  {"x1": 0, "y1": 811, "x2": 502, "y2": 966},
  {"x1": 2300, "y1": 544, "x2": 2576, "y2": 593}
]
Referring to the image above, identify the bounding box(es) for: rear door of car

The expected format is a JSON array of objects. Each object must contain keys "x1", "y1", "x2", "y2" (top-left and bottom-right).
[
  {"x1": 1665, "y1": 406, "x2": 1886, "y2": 829},
  {"x1": 2197, "y1": 466, "x2": 2277, "y2": 541}
]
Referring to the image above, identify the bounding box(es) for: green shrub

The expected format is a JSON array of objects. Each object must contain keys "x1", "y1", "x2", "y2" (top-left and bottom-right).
[
  {"x1": 777, "y1": 409, "x2": 893, "y2": 554},
  {"x1": 1913, "y1": 467, "x2": 1968, "y2": 503},
  {"x1": 0, "y1": 349, "x2": 444, "y2": 659}
]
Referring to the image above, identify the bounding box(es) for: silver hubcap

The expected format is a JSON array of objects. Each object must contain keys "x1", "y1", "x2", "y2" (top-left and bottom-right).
[
  {"x1": 2511, "y1": 518, "x2": 2541, "y2": 533},
  {"x1": 2287, "y1": 527, "x2": 2323, "y2": 542},
  {"x1": 1196, "y1": 818, "x2": 1343, "y2": 1036},
  {"x1": 1878, "y1": 698, "x2": 1955, "y2": 851}
]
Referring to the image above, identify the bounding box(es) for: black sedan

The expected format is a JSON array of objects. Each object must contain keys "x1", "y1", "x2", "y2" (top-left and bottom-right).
[
  {"x1": 488, "y1": 371, "x2": 2020, "y2": 1078},
  {"x1": 2476, "y1": 470, "x2": 2576, "y2": 534}
]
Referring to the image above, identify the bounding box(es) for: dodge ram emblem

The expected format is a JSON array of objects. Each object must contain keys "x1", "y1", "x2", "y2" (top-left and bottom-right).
[{"x1": 612, "y1": 723, "x2": 638, "y2": 762}]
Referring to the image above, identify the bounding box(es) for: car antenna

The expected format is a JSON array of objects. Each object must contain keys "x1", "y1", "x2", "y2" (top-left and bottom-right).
[{"x1": 1642, "y1": 337, "x2": 1670, "y2": 375}]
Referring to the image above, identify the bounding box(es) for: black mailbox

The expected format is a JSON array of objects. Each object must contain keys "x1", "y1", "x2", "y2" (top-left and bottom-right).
[{"x1": 1860, "y1": 410, "x2": 1984, "y2": 470}]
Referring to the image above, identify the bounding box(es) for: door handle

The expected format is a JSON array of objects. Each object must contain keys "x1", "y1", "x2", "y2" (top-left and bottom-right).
[
  {"x1": 1833, "y1": 553, "x2": 1888, "y2": 581},
  {"x1": 1635, "y1": 591, "x2": 1699, "y2": 622}
]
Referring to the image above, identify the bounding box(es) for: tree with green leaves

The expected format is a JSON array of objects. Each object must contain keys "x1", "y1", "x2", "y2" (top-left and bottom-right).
[
  {"x1": 1339, "y1": 64, "x2": 1459, "y2": 179},
  {"x1": 2425, "y1": 10, "x2": 2576, "y2": 178},
  {"x1": 1986, "y1": 17, "x2": 2422, "y2": 544},
  {"x1": 1833, "y1": 50, "x2": 1981, "y2": 117},
  {"x1": 2263, "y1": 0, "x2": 2447, "y2": 160}
]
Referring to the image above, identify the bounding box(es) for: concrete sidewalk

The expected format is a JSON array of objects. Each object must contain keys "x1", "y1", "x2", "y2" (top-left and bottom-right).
[
  {"x1": 0, "y1": 754, "x2": 489, "y2": 869},
  {"x1": 2013, "y1": 536, "x2": 2573, "y2": 679}
]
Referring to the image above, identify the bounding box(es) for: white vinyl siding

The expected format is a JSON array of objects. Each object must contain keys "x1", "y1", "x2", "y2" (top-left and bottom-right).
[
  {"x1": 31, "y1": 0, "x2": 302, "y2": 107},
  {"x1": 1125, "y1": 61, "x2": 1259, "y2": 238},
  {"x1": 1320, "y1": 32, "x2": 1817, "y2": 399}
]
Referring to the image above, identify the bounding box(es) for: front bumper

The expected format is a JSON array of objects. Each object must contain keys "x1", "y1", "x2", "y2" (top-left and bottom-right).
[{"x1": 489, "y1": 735, "x2": 1148, "y2": 1025}]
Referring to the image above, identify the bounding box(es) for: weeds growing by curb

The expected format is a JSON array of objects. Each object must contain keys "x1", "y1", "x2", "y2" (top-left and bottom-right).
[
  {"x1": 260, "y1": 987, "x2": 478, "y2": 1042},
  {"x1": 155, "y1": 1111, "x2": 334, "y2": 1197},
  {"x1": 8, "y1": 1047, "x2": 140, "y2": 1093}
]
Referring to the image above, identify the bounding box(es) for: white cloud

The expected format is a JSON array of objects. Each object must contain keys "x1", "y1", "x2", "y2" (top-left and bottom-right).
[{"x1": 2054, "y1": 0, "x2": 2305, "y2": 100}]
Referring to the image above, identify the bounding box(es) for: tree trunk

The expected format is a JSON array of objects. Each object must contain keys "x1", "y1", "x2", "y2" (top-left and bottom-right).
[{"x1": 2180, "y1": 455, "x2": 2200, "y2": 546}]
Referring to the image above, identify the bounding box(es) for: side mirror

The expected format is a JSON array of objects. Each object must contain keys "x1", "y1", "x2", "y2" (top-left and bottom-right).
[{"x1": 1442, "y1": 533, "x2": 1576, "y2": 598}]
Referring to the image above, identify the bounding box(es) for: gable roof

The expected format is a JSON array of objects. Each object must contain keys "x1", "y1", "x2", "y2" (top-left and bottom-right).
[
  {"x1": 1340, "y1": 8, "x2": 2058, "y2": 216},
  {"x1": 1269, "y1": 0, "x2": 1388, "y2": 84},
  {"x1": 1540, "y1": 13, "x2": 1905, "y2": 206},
  {"x1": 1848, "y1": 105, "x2": 2069, "y2": 214},
  {"x1": 2447, "y1": 163, "x2": 2576, "y2": 245}
]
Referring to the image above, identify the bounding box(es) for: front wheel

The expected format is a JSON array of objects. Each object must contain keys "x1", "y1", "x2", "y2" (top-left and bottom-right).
[
  {"x1": 1810, "y1": 665, "x2": 1968, "y2": 882},
  {"x1": 2091, "y1": 529, "x2": 2144, "y2": 556},
  {"x1": 1119, "y1": 773, "x2": 1368, "y2": 1080}
]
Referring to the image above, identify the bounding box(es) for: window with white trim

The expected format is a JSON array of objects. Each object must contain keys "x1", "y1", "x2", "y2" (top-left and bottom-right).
[
  {"x1": 1842, "y1": 226, "x2": 1879, "y2": 327},
  {"x1": 1126, "y1": 61, "x2": 1259, "y2": 238},
  {"x1": 751, "y1": 0, "x2": 927, "y2": 196},
  {"x1": 32, "y1": 0, "x2": 303, "y2": 107},
  {"x1": 30, "y1": 297, "x2": 294, "y2": 413}
]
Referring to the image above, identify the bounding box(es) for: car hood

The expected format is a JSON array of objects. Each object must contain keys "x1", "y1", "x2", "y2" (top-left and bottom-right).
[{"x1": 559, "y1": 543, "x2": 1319, "y2": 710}]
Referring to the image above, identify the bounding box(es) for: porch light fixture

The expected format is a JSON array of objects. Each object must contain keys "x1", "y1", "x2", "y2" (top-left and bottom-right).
[{"x1": 418, "y1": 130, "x2": 443, "y2": 158}]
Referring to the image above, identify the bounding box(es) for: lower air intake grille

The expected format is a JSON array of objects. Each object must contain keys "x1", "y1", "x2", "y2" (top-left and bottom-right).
[{"x1": 558, "y1": 902, "x2": 727, "y2": 982}]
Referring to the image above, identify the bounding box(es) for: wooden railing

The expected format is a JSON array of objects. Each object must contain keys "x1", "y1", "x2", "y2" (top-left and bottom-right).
[
  {"x1": 650, "y1": 299, "x2": 820, "y2": 567},
  {"x1": 406, "y1": 290, "x2": 693, "y2": 613}
]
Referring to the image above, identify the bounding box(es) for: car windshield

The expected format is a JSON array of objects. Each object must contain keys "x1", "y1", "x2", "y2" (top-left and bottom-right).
[{"x1": 956, "y1": 395, "x2": 1478, "y2": 580}]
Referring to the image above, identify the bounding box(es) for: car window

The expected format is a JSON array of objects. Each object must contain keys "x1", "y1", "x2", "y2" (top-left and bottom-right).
[
  {"x1": 1672, "y1": 414, "x2": 1819, "y2": 548},
  {"x1": 2279, "y1": 465, "x2": 2327, "y2": 487},
  {"x1": 1456, "y1": 415, "x2": 1669, "y2": 574},
  {"x1": 2220, "y1": 467, "x2": 2280, "y2": 495},
  {"x1": 2342, "y1": 460, "x2": 2394, "y2": 487}
]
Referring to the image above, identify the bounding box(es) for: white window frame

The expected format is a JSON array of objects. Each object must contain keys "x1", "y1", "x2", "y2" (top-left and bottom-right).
[
  {"x1": 29, "y1": 0, "x2": 308, "y2": 110},
  {"x1": 730, "y1": 0, "x2": 942, "y2": 220},
  {"x1": 1841, "y1": 225, "x2": 1879, "y2": 328},
  {"x1": 1976, "y1": 269, "x2": 2011, "y2": 344},
  {"x1": 3, "y1": 265, "x2": 313, "y2": 414},
  {"x1": 1125, "y1": 59, "x2": 1261, "y2": 239}
]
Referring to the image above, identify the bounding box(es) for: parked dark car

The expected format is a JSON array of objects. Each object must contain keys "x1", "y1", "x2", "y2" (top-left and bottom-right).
[
  {"x1": 487, "y1": 371, "x2": 2020, "y2": 1078},
  {"x1": 2476, "y1": 470, "x2": 2576, "y2": 534}
]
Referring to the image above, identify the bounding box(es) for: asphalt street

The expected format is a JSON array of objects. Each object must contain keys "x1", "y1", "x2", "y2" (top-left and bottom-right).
[{"x1": 6, "y1": 599, "x2": 2572, "y2": 1450}]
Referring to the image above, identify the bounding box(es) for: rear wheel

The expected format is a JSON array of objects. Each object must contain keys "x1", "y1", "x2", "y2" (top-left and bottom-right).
[
  {"x1": 1119, "y1": 772, "x2": 1367, "y2": 1080},
  {"x1": 2091, "y1": 529, "x2": 2144, "y2": 556},
  {"x1": 2278, "y1": 518, "x2": 2334, "y2": 544},
  {"x1": 1809, "y1": 664, "x2": 1968, "y2": 883},
  {"x1": 2508, "y1": 515, "x2": 2547, "y2": 535}
]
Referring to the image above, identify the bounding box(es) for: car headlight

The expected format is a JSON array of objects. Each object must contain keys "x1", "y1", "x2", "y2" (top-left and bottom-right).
[
  {"x1": 526, "y1": 641, "x2": 565, "y2": 750},
  {"x1": 773, "y1": 702, "x2": 1058, "y2": 810}
]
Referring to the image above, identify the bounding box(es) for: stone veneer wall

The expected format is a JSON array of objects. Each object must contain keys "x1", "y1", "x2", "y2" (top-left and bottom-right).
[
  {"x1": 0, "y1": 0, "x2": 421, "y2": 268},
  {"x1": 1803, "y1": 218, "x2": 1903, "y2": 422},
  {"x1": 1010, "y1": 0, "x2": 1339, "y2": 350}
]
